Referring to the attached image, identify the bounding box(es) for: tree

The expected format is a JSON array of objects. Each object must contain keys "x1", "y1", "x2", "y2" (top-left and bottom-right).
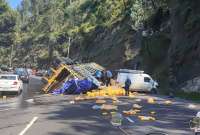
[{"x1": 0, "y1": 0, "x2": 18, "y2": 66}]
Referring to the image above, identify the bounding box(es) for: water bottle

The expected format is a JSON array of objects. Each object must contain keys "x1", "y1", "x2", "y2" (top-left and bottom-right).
[{"x1": 111, "y1": 113, "x2": 122, "y2": 126}]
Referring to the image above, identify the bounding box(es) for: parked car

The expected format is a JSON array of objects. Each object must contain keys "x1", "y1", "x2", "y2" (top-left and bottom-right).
[
  {"x1": 116, "y1": 69, "x2": 158, "y2": 93},
  {"x1": 0, "y1": 65, "x2": 9, "y2": 72},
  {"x1": 14, "y1": 68, "x2": 29, "y2": 83},
  {"x1": 0, "y1": 74, "x2": 23, "y2": 94}
]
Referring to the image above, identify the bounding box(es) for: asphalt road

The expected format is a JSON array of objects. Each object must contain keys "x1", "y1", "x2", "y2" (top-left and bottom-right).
[{"x1": 0, "y1": 77, "x2": 199, "y2": 135}]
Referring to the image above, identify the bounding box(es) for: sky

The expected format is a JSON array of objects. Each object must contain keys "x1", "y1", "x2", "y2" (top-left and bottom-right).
[{"x1": 6, "y1": 0, "x2": 22, "y2": 9}]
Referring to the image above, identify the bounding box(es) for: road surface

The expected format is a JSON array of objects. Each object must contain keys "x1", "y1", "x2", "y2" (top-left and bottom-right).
[{"x1": 0, "y1": 76, "x2": 199, "y2": 135}]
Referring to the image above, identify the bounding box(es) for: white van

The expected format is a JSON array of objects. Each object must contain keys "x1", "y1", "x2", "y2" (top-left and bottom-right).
[{"x1": 116, "y1": 69, "x2": 158, "y2": 93}]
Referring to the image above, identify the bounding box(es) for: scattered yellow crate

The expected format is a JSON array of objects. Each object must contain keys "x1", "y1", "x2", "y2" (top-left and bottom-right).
[
  {"x1": 102, "y1": 112, "x2": 108, "y2": 115},
  {"x1": 86, "y1": 86, "x2": 125, "y2": 97},
  {"x1": 2, "y1": 96, "x2": 6, "y2": 100},
  {"x1": 101, "y1": 104, "x2": 118, "y2": 110},
  {"x1": 150, "y1": 111, "x2": 156, "y2": 115},
  {"x1": 138, "y1": 116, "x2": 156, "y2": 121},
  {"x1": 123, "y1": 109, "x2": 137, "y2": 115},
  {"x1": 164, "y1": 100, "x2": 172, "y2": 105},
  {"x1": 133, "y1": 104, "x2": 142, "y2": 109},
  {"x1": 147, "y1": 98, "x2": 155, "y2": 104},
  {"x1": 96, "y1": 99, "x2": 106, "y2": 104}
]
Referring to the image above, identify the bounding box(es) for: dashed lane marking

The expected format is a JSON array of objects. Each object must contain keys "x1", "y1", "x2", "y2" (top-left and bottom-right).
[{"x1": 18, "y1": 117, "x2": 38, "y2": 135}]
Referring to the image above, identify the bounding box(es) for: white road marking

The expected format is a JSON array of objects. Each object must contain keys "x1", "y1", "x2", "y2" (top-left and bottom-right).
[
  {"x1": 118, "y1": 126, "x2": 130, "y2": 135},
  {"x1": 18, "y1": 117, "x2": 38, "y2": 135},
  {"x1": 0, "y1": 108, "x2": 15, "y2": 112}
]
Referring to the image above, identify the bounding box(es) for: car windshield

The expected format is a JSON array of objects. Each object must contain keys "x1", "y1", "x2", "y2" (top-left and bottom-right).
[{"x1": 0, "y1": 75, "x2": 16, "y2": 80}]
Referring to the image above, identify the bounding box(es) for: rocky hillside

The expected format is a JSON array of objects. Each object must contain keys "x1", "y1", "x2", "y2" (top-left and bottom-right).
[
  {"x1": 71, "y1": 17, "x2": 138, "y2": 69},
  {"x1": 71, "y1": 0, "x2": 200, "y2": 92}
]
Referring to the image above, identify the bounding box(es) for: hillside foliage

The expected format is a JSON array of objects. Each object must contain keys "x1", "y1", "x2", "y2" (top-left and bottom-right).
[{"x1": 0, "y1": 0, "x2": 168, "y2": 68}]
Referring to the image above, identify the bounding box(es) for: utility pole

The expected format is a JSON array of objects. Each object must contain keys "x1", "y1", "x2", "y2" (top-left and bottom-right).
[
  {"x1": 9, "y1": 44, "x2": 14, "y2": 68},
  {"x1": 67, "y1": 0, "x2": 73, "y2": 58},
  {"x1": 67, "y1": 37, "x2": 71, "y2": 58}
]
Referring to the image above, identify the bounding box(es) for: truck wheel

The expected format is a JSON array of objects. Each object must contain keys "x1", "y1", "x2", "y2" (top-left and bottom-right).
[{"x1": 151, "y1": 88, "x2": 157, "y2": 94}]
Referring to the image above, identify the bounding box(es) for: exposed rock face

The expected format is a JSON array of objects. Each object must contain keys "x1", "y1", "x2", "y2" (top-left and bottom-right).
[
  {"x1": 71, "y1": 18, "x2": 139, "y2": 69},
  {"x1": 181, "y1": 77, "x2": 200, "y2": 93},
  {"x1": 169, "y1": 0, "x2": 200, "y2": 84}
]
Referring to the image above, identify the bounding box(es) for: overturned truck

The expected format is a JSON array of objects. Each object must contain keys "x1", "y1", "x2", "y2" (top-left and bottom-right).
[{"x1": 42, "y1": 62, "x2": 105, "y2": 94}]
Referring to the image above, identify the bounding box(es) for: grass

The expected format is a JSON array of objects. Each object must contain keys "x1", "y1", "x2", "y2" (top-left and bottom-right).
[{"x1": 174, "y1": 91, "x2": 200, "y2": 102}]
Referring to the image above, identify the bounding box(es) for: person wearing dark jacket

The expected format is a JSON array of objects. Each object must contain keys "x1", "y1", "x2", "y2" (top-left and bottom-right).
[
  {"x1": 105, "y1": 70, "x2": 112, "y2": 87},
  {"x1": 125, "y1": 77, "x2": 131, "y2": 96}
]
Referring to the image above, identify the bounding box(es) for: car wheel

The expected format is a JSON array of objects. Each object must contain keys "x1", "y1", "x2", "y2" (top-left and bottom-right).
[
  {"x1": 17, "y1": 89, "x2": 22, "y2": 95},
  {"x1": 151, "y1": 88, "x2": 158, "y2": 94}
]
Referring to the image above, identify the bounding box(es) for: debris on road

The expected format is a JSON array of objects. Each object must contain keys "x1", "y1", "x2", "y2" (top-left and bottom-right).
[
  {"x1": 138, "y1": 116, "x2": 156, "y2": 121},
  {"x1": 86, "y1": 86, "x2": 125, "y2": 97},
  {"x1": 3, "y1": 96, "x2": 6, "y2": 100},
  {"x1": 133, "y1": 104, "x2": 142, "y2": 109},
  {"x1": 126, "y1": 117, "x2": 135, "y2": 123},
  {"x1": 96, "y1": 99, "x2": 106, "y2": 104},
  {"x1": 101, "y1": 104, "x2": 118, "y2": 111},
  {"x1": 52, "y1": 79, "x2": 96, "y2": 95},
  {"x1": 135, "y1": 99, "x2": 142, "y2": 102},
  {"x1": 128, "y1": 94, "x2": 135, "y2": 98},
  {"x1": 102, "y1": 112, "x2": 108, "y2": 115},
  {"x1": 92, "y1": 105, "x2": 101, "y2": 110},
  {"x1": 150, "y1": 111, "x2": 156, "y2": 115},
  {"x1": 123, "y1": 109, "x2": 137, "y2": 115},
  {"x1": 70, "y1": 100, "x2": 75, "y2": 104},
  {"x1": 111, "y1": 112, "x2": 122, "y2": 126},
  {"x1": 74, "y1": 96, "x2": 85, "y2": 101},
  {"x1": 188, "y1": 104, "x2": 196, "y2": 109},
  {"x1": 164, "y1": 100, "x2": 172, "y2": 105},
  {"x1": 147, "y1": 97, "x2": 156, "y2": 104}
]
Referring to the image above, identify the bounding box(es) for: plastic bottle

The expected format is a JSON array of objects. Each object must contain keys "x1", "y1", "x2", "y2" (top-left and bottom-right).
[{"x1": 111, "y1": 113, "x2": 122, "y2": 126}]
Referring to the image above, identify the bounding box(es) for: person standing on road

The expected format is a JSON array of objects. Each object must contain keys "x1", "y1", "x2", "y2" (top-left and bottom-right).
[
  {"x1": 95, "y1": 70, "x2": 102, "y2": 81},
  {"x1": 125, "y1": 77, "x2": 131, "y2": 96},
  {"x1": 105, "y1": 70, "x2": 113, "y2": 87},
  {"x1": 101, "y1": 70, "x2": 106, "y2": 85}
]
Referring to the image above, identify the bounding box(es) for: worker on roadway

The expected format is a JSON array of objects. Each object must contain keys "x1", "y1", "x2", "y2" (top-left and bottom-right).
[
  {"x1": 125, "y1": 77, "x2": 131, "y2": 96},
  {"x1": 105, "y1": 70, "x2": 113, "y2": 87}
]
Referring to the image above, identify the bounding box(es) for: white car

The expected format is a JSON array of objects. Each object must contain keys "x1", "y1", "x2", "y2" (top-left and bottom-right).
[
  {"x1": 0, "y1": 74, "x2": 23, "y2": 94},
  {"x1": 116, "y1": 69, "x2": 158, "y2": 93}
]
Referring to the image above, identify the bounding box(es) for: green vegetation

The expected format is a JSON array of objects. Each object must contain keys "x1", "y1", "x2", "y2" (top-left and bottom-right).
[
  {"x1": 0, "y1": 0, "x2": 199, "y2": 94},
  {"x1": 0, "y1": 0, "x2": 169, "y2": 68},
  {"x1": 0, "y1": 0, "x2": 18, "y2": 66},
  {"x1": 175, "y1": 91, "x2": 200, "y2": 102}
]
